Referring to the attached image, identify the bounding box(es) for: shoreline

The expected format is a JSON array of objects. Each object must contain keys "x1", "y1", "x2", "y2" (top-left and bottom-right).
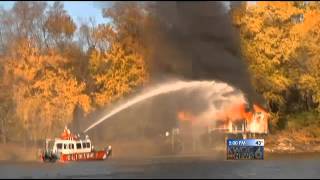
[
  {"x1": 1, "y1": 150, "x2": 320, "y2": 163},
  {"x1": 1, "y1": 151, "x2": 320, "y2": 163},
  {"x1": 264, "y1": 133, "x2": 320, "y2": 154},
  {"x1": 2, "y1": 138, "x2": 320, "y2": 162}
]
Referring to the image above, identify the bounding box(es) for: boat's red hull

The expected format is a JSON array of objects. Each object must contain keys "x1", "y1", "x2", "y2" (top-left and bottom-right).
[{"x1": 59, "y1": 151, "x2": 107, "y2": 162}]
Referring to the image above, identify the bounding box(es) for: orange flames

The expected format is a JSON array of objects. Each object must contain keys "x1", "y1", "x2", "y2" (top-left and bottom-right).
[
  {"x1": 177, "y1": 111, "x2": 196, "y2": 122},
  {"x1": 215, "y1": 103, "x2": 249, "y2": 122},
  {"x1": 177, "y1": 103, "x2": 269, "y2": 134},
  {"x1": 246, "y1": 104, "x2": 269, "y2": 133}
]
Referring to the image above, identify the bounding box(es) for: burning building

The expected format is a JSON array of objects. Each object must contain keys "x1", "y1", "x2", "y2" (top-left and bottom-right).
[
  {"x1": 174, "y1": 103, "x2": 269, "y2": 153},
  {"x1": 177, "y1": 103, "x2": 269, "y2": 140},
  {"x1": 212, "y1": 103, "x2": 269, "y2": 136}
]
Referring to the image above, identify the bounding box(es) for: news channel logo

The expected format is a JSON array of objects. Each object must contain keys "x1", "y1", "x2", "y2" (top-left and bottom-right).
[{"x1": 227, "y1": 139, "x2": 264, "y2": 160}]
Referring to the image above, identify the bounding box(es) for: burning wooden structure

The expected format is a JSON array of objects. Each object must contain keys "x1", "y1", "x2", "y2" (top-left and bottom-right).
[
  {"x1": 177, "y1": 103, "x2": 269, "y2": 138},
  {"x1": 211, "y1": 103, "x2": 269, "y2": 136},
  {"x1": 163, "y1": 103, "x2": 269, "y2": 153}
]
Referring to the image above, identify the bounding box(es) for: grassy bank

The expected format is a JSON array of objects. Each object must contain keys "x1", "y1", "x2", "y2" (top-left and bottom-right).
[
  {"x1": 0, "y1": 143, "x2": 40, "y2": 162},
  {"x1": 265, "y1": 111, "x2": 320, "y2": 153}
]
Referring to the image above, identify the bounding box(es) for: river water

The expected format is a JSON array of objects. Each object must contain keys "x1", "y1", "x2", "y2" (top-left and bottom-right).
[{"x1": 1, "y1": 153, "x2": 320, "y2": 179}]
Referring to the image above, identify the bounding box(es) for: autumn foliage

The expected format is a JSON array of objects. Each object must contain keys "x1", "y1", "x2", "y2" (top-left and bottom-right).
[
  {"x1": 0, "y1": 2, "x2": 148, "y2": 143},
  {"x1": 232, "y1": 2, "x2": 320, "y2": 131},
  {"x1": 1, "y1": 2, "x2": 320, "y2": 144}
]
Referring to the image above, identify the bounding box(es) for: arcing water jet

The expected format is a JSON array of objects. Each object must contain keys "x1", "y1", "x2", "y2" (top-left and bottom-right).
[{"x1": 84, "y1": 80, "x2": 246, "y2": 133}]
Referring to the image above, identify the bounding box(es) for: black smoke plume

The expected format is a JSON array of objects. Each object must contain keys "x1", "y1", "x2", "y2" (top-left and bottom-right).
[
  {"x1": 144, "y1": 1, "x2": 262, "y2": 106},
  {"x1": 80, "y1": 2, "x2": 265, "y2": 156}
]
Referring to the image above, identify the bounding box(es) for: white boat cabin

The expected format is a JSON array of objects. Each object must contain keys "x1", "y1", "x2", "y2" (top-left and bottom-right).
[{"x1": 46, "y1": 136, "x2": 94, "y2": 155}]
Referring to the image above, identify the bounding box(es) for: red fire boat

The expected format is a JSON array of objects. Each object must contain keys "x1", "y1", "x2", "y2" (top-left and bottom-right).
[{"x1": 40, "y1": 127, "x2": 112, "y2": 162}]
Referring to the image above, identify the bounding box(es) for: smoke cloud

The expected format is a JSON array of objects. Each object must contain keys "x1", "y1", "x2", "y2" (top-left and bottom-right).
[
  {"x1": 145, "y1": 1, "x2": 261, "y2": 105},
  {"x1": 82, "y1": 2, "x2": 264, "y2": 156}
]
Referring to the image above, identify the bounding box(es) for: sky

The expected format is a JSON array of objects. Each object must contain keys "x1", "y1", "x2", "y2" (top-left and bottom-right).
[
  {"x1": 0, "y1": 1, "x2": 256, "y2": 25},
  {"x1": 0, "y1": 1, "x2": 112, "y2": 25}
]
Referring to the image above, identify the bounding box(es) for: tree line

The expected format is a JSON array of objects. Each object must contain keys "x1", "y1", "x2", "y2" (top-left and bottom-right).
[
  {"x1": 1, "y1": 1, "x2": 320, "y2": 144},
  {"x1": 0, "y1": 2, "x2": 148, "y2": 144},
  {"x1": 232, "y1": 2, "x2": 320, "y2": 131}
]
